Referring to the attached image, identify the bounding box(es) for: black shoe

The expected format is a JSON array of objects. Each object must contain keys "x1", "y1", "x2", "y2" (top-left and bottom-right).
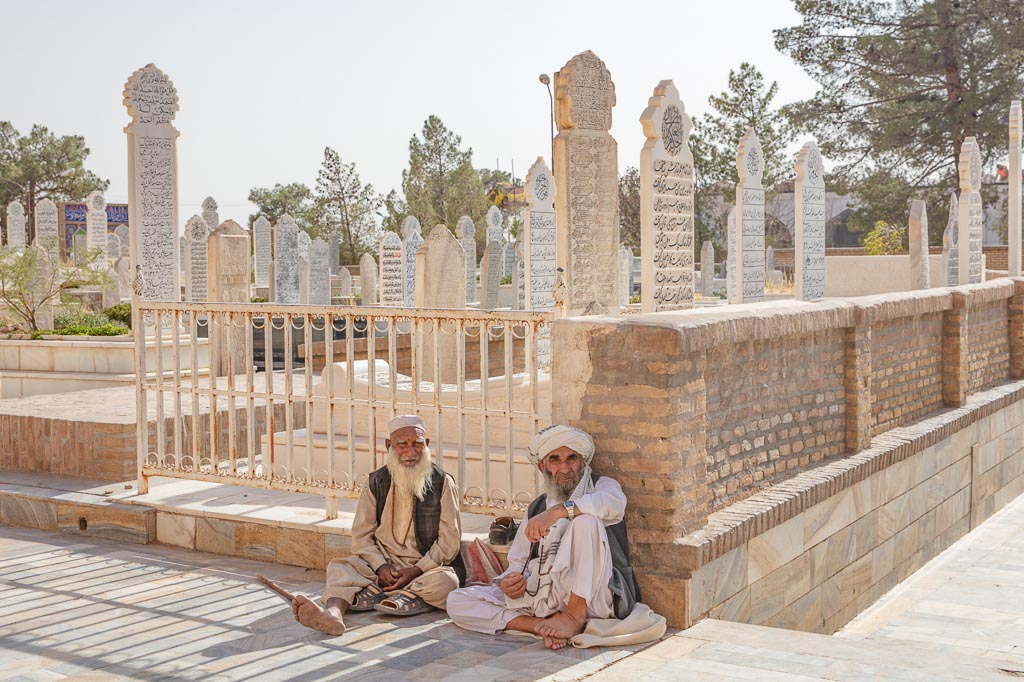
[{"x1": 488, "y1": 517, "x2": 518, "y2": 545}]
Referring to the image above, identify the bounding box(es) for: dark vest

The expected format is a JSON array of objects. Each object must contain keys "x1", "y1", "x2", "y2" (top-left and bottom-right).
[
  {"x1": 526, "y1": 473, "x2": 641, "y2": 619},
  {"x1": 368, "y1": 464, "x2": 466, "y2": 586}
]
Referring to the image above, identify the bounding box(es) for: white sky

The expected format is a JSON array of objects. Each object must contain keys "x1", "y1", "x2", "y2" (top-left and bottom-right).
[{"x1": 1, "y1": 0, "x2": 819, "y2": 229}]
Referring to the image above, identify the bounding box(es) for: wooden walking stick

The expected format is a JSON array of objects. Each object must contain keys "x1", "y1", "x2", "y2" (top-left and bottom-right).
[{"x1": 257, "y1": 574, "x2": 297, "y2": 603}]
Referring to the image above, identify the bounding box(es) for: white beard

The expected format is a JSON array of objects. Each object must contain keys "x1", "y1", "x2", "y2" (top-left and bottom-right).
[
  {"x1": 542, "y1": 469, "x2": 579, "y2": 504},
  {"x1": 386, "y1": 446, "x2": 434, "y2": 501}
]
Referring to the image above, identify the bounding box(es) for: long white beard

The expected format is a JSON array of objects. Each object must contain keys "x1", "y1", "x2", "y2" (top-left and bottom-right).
[
  {"x1": 542, "y1": 468, "x2": 581, "y2": 504},
  {"x1": 385, "y1": 446, "x2": 434, "y2": 501}
]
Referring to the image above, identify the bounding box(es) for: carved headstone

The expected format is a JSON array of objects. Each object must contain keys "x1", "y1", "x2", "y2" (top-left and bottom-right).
[
  {"x1": 84, "y1": 191, "x2": 107, "y2": 252},
  {"x1": 359, "y1": 252, "x2": 378, "y2": 305},
  {"x1": 201, "y1": 196, "x2": 219, "y2": 232},
  {"x1": 1010, "y1": 101, "x2": 1022, "y2": 277},
  {"x1": 524, "y1": 157, "x2": 557, "y2": 366},
  {"x1": 700, "y1": 241, "x2": 715, "y2": 297},
  {"x1": 252, "y1": 216, "x2": 272, "y2": 289},
  {"x1": 309, "y1": 237, "x2": 330, "y2": 305},
  {"x1": 553, "y1": 51, "x2": 619, "y2": 314},
  {"x1": 179, "y1": 235, "x2": 187, "y2": 283},
  {"x1": 114, "y1": 224, "x2": 130, "y2": 258},
  {"x1": 415, "y1": 224, "x2": 466, "y2": 382},
  {"x1": 123, "y1": 64, "x2": 180, "y2": 300},
  {"x1": 107, "y1": 233, "x2": 121, "y2": 261},
  {"x1": 909, "y1": 200, "x2": 931, "y2": 290},
  {"x1": 115, "y1": 257, "x2": 132, "y2": 301},
  {"x1": 297, "y1": 230, "x2": 312, "y2": 303},
  {"x1": 34, "y1": 198, "x2": 59, "y2": 256},
  {"x1": 480, "y1": 241, "x2": 502, "y2": 309},
  {"x1": 640, "y1": 80, "x2": 694, "y2": 311},
  {"x1": 339, "y1": 266, "x2": 352, "y2": 297},
  {"x1": 401, "y1": 216, "x2": 423, "y2": 307},
  {"x1": 735, "y1": 128, "x2": 766, "y2": 302},
  {"x1": 185, "y1": 215, "x2": 209, "y2": 302},
  {"x1": 485, "y1": 206, "x2": 503, "y2": 245},
  {"x1": 766, "y1": 246, "x2": 775, "y2": 275},
  {"x1": 208, "y1": 222, "x2": 251, "y2": 375},
  {"x1": 726, "y1": 208, "x2": 738, "y2": 303},
  {"x1": 620, "y1": 246, "x2": 633, "y2": 306},
  {"x1": 4, "y1": 201, "x2": 25, "y2": 250},
  {"x1": 957, "y1": 136, "x2": 983, "y2": 284},
  {"x1": 942, "y1": 193, "x2": 959, "y2": 286},
  {"x1": 379, "y1": 231, "x2": 404, "y2": 305},
  {"x1": 328, "y1": 231, "x2": 340, "y2": 276},
  {"x1": 273, "y1": 214, "x2": 299, "y2": 304},
  {"x1": 458, "y1": 216, "x2": 477, "y2": 303},
  {"x1": 514, "y1": 231, "x2": 525, "y2": 310},
  {"x1": 794, "y1": 141, "x2": 826, "y2": 300},
  {"x1": 503, "y1": 242, "x2": 516, "y2": 278}
]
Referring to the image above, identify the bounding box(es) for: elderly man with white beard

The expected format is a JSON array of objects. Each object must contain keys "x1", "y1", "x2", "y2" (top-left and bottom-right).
[
  {"x1": 446, "y1": 425, "x2": 641, "y2": 649},
  {"x1": 291, "y1": 415, "x2": 463, "y2": 636}
]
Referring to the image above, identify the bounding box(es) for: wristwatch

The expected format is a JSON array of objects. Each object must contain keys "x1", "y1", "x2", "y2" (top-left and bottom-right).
[{"x1": 563, "y1": 500, "x2": 576, "y2": 519}]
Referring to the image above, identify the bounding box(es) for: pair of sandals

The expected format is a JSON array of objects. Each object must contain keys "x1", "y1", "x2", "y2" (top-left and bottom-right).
[{"x1": 350, "y1": 582, "x2": 432, "y2": 616}]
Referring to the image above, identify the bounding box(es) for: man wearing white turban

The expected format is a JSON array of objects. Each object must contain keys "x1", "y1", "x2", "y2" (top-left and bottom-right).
[
  {"x1": 447, "y1": 425, "x2": 640, "y2": 649},
  {"x1": 292, "y1": 415, "x2": 464, "y2": 636}
]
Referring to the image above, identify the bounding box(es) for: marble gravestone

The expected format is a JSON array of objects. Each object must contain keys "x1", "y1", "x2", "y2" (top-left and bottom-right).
[
  {"x1": 359, "y1": 252, "x2": 378, "y2": 304},
  {"x1": 297, "y1": 231, "x2": 312, "y2": 304},
  {"x1": 253, "y1": 216, "x2": 272, "y2": 289},
  {"x1": 201, "y1": 196, "x2": 219, "y2": 232},
  {"x1": 114, "y1": 224, "x2": 130, "y2": 258},
  {"x1": 794, "y1": 141, "x2": 826, "y2": 300},
  {"x1": 726, "y1": 208, "x2": 738, "y2": 304},
  {"x1": 458, "y1": 216, "x2": 477, "y2": 303},
  {"x1": 523, "y1": 157, "x2": 557, "y2": 367},
  {"x1": 942, "y1": 193, "x2": 959, "y2": 287},
  {"x1": 480, "y1": 241, "x2": 502, "y2": 309},
  {"x1": 700, "y1": 241, "x2": 714, "y2": 297},
  {"x1": 415, "y1": 224, "x2": 466, "y2": 382},
  {"x1": 1010, "y1": 101, "x2": 1022, "y2": 277},
  {"x1": 514, "y1": 232, "x2": 525, "y2": 310},
  {"x1": 114, "y1": 257, "x2": 132, "y2": 300},
  {"x1": 5, "y1": 201, "x2": 26, "y2": 250},
  {"x1": 274, "y1": 214, "x2": 299, "y2": 304},
  {"x1": 401, "y1": 216, "x2": 423, "y2": 307},
  {"x1": 339, "y1": 266, "x2": 352, "y2": 297},
  {"x1": 85, "y1": 191, "x2": 107, "y2": 252},
  {"x1": 554, "y1": 51, "x2": 619, "y2": 314},
  {"x1": 124, "y1": 64, "x2": 181, "y2": 301},
  {"x1": 619, "y1": 246, "x2": 633, "y2": 306},
  {"x1": 379, "y1": 231, "x2": 404, "y2": 305},
  {"x1": 28, "y1": 246, "x2": 54, "y2": 330},
  {"x1": 485, "y1": 206, "x2": 503, "y2": 245},
  {"x1": 957, "y1": 136, "x2": 983, "y2": 285},
  {"x1": 185, "y1": 215, "x2": 209, "y2": 303},
  {"x1": 107, "y1": 233, "x2": 122, "y2": 261},
  {"x1": 640, "y1": 80, "x2": 694, "y2": 312},
  {"x1": 102, "y1": 267, "x2": 120, "y2": 308},
  {"x1": 309, "y1": 237, "x2": 330, "y2": 305},
  {"x1": 328, "y1": 232, "x2": 340, "y2": 276},
  {"x1": 734, "y1": 128, "x2": 766, "y2": 303},
  {"x1": 503, "y1": 242, "x2": 515, "y2": 279},
  {"x1": 179, "y1": 235, "x2": 187, "y2": 283},
  {"x1": 208, "y1": 222, "x2": 251, "y2": 375},
  {"x1": 909, "y1": 200, "x2": 931, "y2": 290},
  {"x1": 34, "y1": 198, "x2": 59, "y2": 256},
  {"x1": 766, "y1": 246, "x2": 775, "y2": 280}
]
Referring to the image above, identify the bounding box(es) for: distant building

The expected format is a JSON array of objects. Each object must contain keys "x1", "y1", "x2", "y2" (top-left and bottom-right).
[{"x1": 58, "y1": 201, "x2": 128, "y2": 258}]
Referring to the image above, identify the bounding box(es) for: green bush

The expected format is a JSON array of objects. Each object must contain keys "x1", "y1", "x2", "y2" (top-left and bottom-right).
[
  {"x1": 499, "y1": 275, "x2": 513, "y2": 286},
  {"x1": 54, "y1": 322, "x2": 129, "y2": 337},
  {"x1": 54, "y1": 309, "x2": 110, "y2": 330},
  {"x1": 629, "y1": 294, "x2": 641, "y2": 304},
  {"x1": 47, "y1": 309, "x2": 129, "y2": 337},
  {"x1": 862, "y1": 221, "x2": 906, "y2": 255},
  {"x1": 103, "y1": 303, "x2": 132, "y2": 329},
  {"x1": 251, "y1": 296, "x2": 269, "y2": 303}
]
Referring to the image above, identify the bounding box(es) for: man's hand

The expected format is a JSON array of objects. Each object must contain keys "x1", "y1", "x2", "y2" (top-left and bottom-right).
[
  {"x1": 388, "y1": 565, "x2": 423, "y2": 591},
  {"x1": 525, "y1": 505, "x2": 568, "y2": 542},
  {"x1": 500, "y1": 572, "x2": 527, "y2": 599},
  {"x1": 376, "y1": 564, "x2": 399, "y2": 590}
]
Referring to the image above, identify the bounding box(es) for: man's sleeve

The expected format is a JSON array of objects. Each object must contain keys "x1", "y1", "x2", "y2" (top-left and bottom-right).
[
  {"x1": 351, "y1": 485, "x2": 388, "y2": 571},
  {"x1": 415, "y1": 475, "x2": 463, "y2": 572},
  {"x1": 573, "y1": 475, "x2": 626, "y2": 525}
]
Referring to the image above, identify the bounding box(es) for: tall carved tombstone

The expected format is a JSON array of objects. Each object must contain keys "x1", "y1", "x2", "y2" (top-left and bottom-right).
[
  {"x1": 700, "y1": 241, "x2": 714, "y2": 297},
  {"x1": 957, "y1": 136, "x2": 983, "y2": 284},
  {"x1": 735, "y1": 128, "x2": 766, "y2": 302},
  {"x1": 514, "y1": 231, "x2": 525, "y2": 310},
  {"x1": 480, "y1": 241, "x2": 502, "y2": 309},
  {"x1": 909, "y1": 199, "x2": 931, "y2": 289},
  {"x1": 328, "y1": 231, "x2": 340, "y2": 276},
  {"x1": 297, "y1": 230, "x2": 312, "y2": 304},
  {"x1": 640, "y1": 80, "x2": 694, "y2": 311},
  {"x1": 726, "y1": 208, "x2": 738, "y2": 303},
  {"x1": 253, "y1": 216, "x2": 272, "y2": 288},
  {"x1": 85, "y1": 191, "x2": 107, "y2": 252},
  {"x1": 5, "y1": 201, "x2": 26, "y2": 250},
  {"x1": 201, "y1": 196, "x2": 219, "y2": 231},
  {"x1": 379, "y1": 231, "x2": 404, "y2": 305},
  {"x1": 401, "y1": 216, "x2": 423, "y2": 307},
  {"x1": 107, "y1": 233, "x2": 122, "y2": 262},
  {"x1": 503, "y1": 242, "x2": 516, "y2": 278},
  {"x1": 943, "y1": 193, "x2": 959, "y2": 286},
  {"x1": 1010, "y1": 101, "x2": 1022, "y2": 277},
  {"x1": 415, "y1": 225, "x2": 466, "y2": 382},
  {"x1": 309, "y1": 237, "x2": 330, "y2": 305},
  {"x1": 485, "y1": 206, "x2": 503, "y2": 245},
  {"x1": 274, "y1": 214, "x2": 299, "y2": 304},
  {"x1": 553, "y1": 50, "x2": 619, "y2": 314},
  {"x1": 28, "y1": 246, "x2": 54, "y2": 330},
  {"x1": 114, "y1": 224, "x2": 130, "y2": 258},
  {"x1": 208, "y1": 221, "x2": 251, "y2": 375},
  {"x1": 458, "y1": 216, "x2": 477, "y2": 303},
  {"x1": 619, "y1": 246, "x2": 633, "y2": 306},
  {"x1": 339, "y1": 266, "x2": 352, "y2": 297},
  {"x1": 524, "y1": 157, "x2": 557, "y2": 367},
  {"x1": 115, "y1": 257, "x2": 132, "y2": 300},
  {"x1": 185, "y1": 215, "x2": 209, "y2": 303},
  {"x1": 124, "y1": 64, "x2": 180, "y2": 301},
  {"x1": 359, "y1": 252, "x2": 378, "y2": 304},
  {"x1": 793, "y1": 141, "x2": 826, "y2": 300},
  {"x1": 34, "y1": 198, "x2": 59, "y2": 256}
]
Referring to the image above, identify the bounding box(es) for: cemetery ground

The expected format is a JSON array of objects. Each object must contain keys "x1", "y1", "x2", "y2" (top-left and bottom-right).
[{"x1": 1, "y1": 479, "x2": 1023, "y2": 680}]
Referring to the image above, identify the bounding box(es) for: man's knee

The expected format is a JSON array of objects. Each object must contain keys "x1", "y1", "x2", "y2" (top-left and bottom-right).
[
  {"x1": 569, "y1": 513, "x2": 603, "y2": 537},
  {"x1": 445, "y1": 587, "x2": 475, "y2": 619}
]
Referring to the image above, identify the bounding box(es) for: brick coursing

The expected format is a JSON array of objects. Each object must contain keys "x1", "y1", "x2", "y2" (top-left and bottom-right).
[{"x1": 870, "y1": 312, "x2": 944, "y2": 435}]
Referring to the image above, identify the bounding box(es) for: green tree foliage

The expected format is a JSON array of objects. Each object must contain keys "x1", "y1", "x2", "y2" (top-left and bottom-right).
[
  {"x1": 313, "y1": 147, "x2": 381, "y2": 264},
  {"x1": 618, "y1": 166, "x2": 641, "y2": 250},
  {"x1": 0, "y1": 123, "x2": 108, "y2": 239},
  {"x1": 776, "y1": 0, "x2": 1024, "y2": 238},
  {"x1": 862, "y1": 221, "x2": 907, "y2": 255},
  {"x1": 0, "y1": 245, "x2": 108, "y2": 331},
  {"x1": 247, "y1": 182, "x2": 313, "y2": 231},
  {"x1": 400, "y1": 116, "x2": 488, "y2": 233}
]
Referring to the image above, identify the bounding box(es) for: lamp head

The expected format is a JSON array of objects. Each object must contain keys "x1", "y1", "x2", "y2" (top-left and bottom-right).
[{"x1": 538, "y1": 73, "x2": 550, "y2": 85}]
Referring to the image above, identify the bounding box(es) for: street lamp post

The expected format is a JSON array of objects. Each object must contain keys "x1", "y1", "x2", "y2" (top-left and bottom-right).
[{"x1": 538, "y1": 74, "x2": 554, "y2": 170}]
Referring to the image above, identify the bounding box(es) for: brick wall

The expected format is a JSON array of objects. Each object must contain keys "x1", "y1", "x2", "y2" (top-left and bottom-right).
[
  {"x1": 966, "y1": 299, "x2": 1010, "y2": 393},
  {"x1": 869, "y1": 312, "x2": 944, "y2": 435}
]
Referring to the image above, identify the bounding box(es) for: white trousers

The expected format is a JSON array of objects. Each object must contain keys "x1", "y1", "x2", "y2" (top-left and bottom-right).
[{"x1": 447, "y1": 514, "x2": 614, "y2": 634}]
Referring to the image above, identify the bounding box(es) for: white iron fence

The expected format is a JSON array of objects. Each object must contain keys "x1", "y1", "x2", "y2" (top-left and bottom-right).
[{"x1": 134, "y1": 302, "x2": 553, "y2": 518}]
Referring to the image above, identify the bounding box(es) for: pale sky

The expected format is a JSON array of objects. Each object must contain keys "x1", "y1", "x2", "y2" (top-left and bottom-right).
[{"x1": 2, "y1": 0, "x2": 819, "y2": 229}]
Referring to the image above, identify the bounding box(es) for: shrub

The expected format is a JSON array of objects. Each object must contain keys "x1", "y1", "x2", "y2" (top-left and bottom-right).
[
  {"x1": 499, "y1": 275, "x2": 513, "y2": 286},
  {"x1": 862, "y1": 221, "x2": 906, "y2": 255},
  {"x1": 54, "y1": 309, "x2": 110, "y2": 330},
  {"x1": 103, "y1": 303, "x2": 132, "y2": 329}
]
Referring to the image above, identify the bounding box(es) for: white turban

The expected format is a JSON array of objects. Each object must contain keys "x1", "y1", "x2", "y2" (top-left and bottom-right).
[
  {"x1": 388, "y1": 414, "x2": 426, "y2": 437},
  {"x1": 528, "y1": 425, "x2": 595, "y2": 465}
]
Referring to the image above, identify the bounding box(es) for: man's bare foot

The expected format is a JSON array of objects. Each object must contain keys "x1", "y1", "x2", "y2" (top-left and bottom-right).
[
  {"x1": 536, "y1": 609, "x2": 585, "y2": 644},
  {"x1": 292, "y1": 595, "x2": 346, "y2": 636},
  {"x1": 542, "y1": 634, "x2": 569, "y2": 650}
]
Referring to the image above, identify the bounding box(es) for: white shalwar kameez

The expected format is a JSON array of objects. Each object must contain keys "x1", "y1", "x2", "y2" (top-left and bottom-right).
[{"x1": 447, "y1": 476, "x2": 627, "y2": 634}]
